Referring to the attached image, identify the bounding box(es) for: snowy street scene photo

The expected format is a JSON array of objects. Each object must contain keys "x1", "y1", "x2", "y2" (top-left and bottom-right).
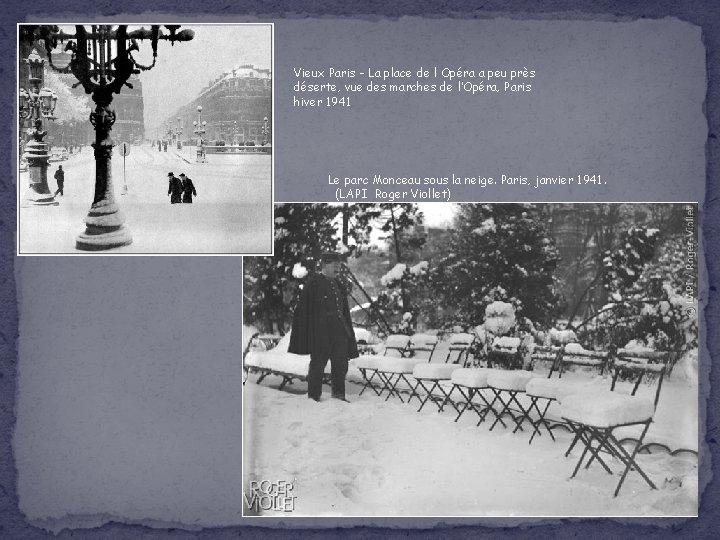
[
  {"x1": 18, "y1": 24, "x2": 272, "y2": 254},
  {"x1": 243, "y1": 203, "x2": 700, "y2": 517}
]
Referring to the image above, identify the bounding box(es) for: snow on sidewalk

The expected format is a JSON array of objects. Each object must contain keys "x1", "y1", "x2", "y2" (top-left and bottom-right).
[{"x1": 243, "y1": 382, "x2": 698, "y2": 517}]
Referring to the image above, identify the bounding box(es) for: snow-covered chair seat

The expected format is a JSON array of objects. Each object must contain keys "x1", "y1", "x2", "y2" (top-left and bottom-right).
[
  {"x1": 484, "y1": 370, "x2": 539, "y2": 432},
  {"x1": 407, "y1": 363, "x2": 462, "y2": 413},
  {"x1": 352, "y1": 334, "x2": 411, "y2": 397},
  {"x1": 560, "y1": 392, "x2": 655, "y2": 428},
  {"x1": 449, "y1": 368, "x2": 497, "y2": 424},
  {"x1": 557, "y1": 343, "x2": 610, "y2": 377},
  {"x1": 408, "y1": 333, "x2": 440, "y2": 362},
  {"x1": 557, "y1": 349, "x2": 670, "y2": 497},
  {"x1": 524, "y1": 377, "x2": 598, "y2": 444},
  {"x1": 444, "y1": 332, "x2": 476, "y2": 365},
  {"x1": 371, "y1": 356, "x2": 426, "y2": 403}
]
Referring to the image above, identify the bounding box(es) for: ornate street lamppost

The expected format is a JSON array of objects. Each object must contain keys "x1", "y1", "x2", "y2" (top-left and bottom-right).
[
  {"x1": 36, "y1": 24, "x2": 194, "y2": 250},
  {"x1": 176, "y1": 117, "x2": 183, "y2": 149},
  {"x1": 232, "y1": 120, "x2": 238, "y2": 146},
  {"x1": 19, "y1": 48, "x2": 59, "y2": 206},
  {"x1": 261, "y1": 115, "x2": 270, "y2": 146},
  {"x1": 192, "y1": 105, "x2": 207, "y2": 163}
]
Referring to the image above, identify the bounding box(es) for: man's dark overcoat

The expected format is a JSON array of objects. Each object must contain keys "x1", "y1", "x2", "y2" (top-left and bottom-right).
[
  {"x1": 168, "y1": 175, "x2": 183, "y2": 204},
  {"x1": 288, "y1": 273, "x2": 359, "y2": 360},
  {"x1": 181, "y1": 176, "x2": 197, "y2": 203}
]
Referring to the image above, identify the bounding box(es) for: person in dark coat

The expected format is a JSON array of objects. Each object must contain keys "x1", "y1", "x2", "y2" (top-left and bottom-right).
[
  {"x1": 289, "y1": 252, "x2": 359, "y2": 402},
  {"x1": 179, "y1": 173, "x2": 197, "y2": 203},
  {"x1": 167, "y1": 172, "x2": 183, "y2": 204},
  {"x1": 54, "y1": 165, "x2": 65, "y2": 196}
]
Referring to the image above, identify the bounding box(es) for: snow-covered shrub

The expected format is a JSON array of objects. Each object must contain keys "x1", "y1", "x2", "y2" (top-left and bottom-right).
[
  {"x1": 431, "y1": 204, "x2": 561, "y2": 328},
  {"x1": 578, "y1": 234, "x2": 697, "y2": 361},
  {"x1": 484, "y1": 301, "x2": 516, "y2": 335}
]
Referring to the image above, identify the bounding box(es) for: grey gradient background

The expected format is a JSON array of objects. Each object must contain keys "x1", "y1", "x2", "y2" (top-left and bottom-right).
[
  {"x1": 1, "y1": 2, "x2": 718, "y2": 540},
  {"x1": 277, "y1": 18, "x2": 705, "y2": 203}
]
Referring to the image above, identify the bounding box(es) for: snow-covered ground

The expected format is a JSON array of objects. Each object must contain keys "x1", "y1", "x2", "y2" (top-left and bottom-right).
[
  {"x1": 243, "y1": 332, "x2": 699, "y2": 518},
  {"x1": 17, "y1": 143, "x2": 272, "y2": 254}
]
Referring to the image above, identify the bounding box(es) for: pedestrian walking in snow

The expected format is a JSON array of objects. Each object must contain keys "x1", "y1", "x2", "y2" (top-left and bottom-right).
[
  {"x1": 289, "y1": 251, "x2": 358, "y2": 402},
  {"x1": 167, "y1": 172, "x2": 183, "y2": 204},
  {"x1": 54, "y1": 165, "x2": 65, "y2": 196},
  {"x1": 179, "y1": 173, "x2": 197, "y2": 203}
]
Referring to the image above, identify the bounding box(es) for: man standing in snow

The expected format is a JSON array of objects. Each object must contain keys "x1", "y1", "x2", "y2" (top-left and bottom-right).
[
  {"x1": 167, "y1": 172, "x2": 183, "y2": 204},
  {"x1": 289, "y1": 252, "x2": 358, "y2": 402},
  {"x1": 53, "y1": 165, "x2": 65, "y2": 196},
  {"x1": 179, "y1": 173, "x2": 197, "y2": 203}
]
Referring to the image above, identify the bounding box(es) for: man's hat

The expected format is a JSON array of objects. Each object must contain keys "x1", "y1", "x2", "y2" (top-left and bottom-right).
[
  {"x1": 168, "y1": 172, "x2": 173, "y2": 176},
  {"x1": 179, "y1": 173, "x2": 186, "y2": 177},
  {"x1": 320, "y1": 251, "x2": 344, "y2": 263}
]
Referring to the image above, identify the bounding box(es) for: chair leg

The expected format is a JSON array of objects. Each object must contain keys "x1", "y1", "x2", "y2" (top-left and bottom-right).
[
  {"x1": 453, "y1": 385, "x2": 473, "y2": 421},
  {"x1": 487, "y1": 390, "x2": 510, "y2": 431},
  {"x1": 609, "y1": 421, "x2": 656, "y2": 496},
  {"x1": 528, "y1": 396, "x2": 556, "y2": 444},
  {"x1": 358, "y1": 368, "x2": 382, "y2": 396},
  {"x1": 437, "y1": 383, "x2": 459, "y2": 414},
  {"x1": 505, "y1": 391, "x2": 532, "y2": 433},
  {"x1": 413, "y1": 379, "x2": 435, "y2": 411},
  {"x1": 580, "y1": 426, "x2": 615, "y2": 475}
]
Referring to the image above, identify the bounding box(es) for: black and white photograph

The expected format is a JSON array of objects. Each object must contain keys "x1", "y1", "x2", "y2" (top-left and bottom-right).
[
  {"x1": 17, "y1": 23, "x2": 273, "y2": 254},
  {"x1": 243, "y1": 202, "x2": 699, "y2": 517}
]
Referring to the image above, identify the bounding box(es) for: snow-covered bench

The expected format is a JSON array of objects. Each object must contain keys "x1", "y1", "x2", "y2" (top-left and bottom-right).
[
  {"x1": 244, "y1": 350, "x2": 331, "y2": 390},
  {"x1": 243, "y1": 333, "x2": 331, "y2": 390}
]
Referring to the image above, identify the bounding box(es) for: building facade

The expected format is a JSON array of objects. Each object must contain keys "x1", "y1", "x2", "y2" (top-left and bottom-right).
[
  {"x1": 166, "y1": 64, "x2": 271, "y2": 146},
  {"x1": 19, "y1": 46, "x2": 145, "y2": 150}
]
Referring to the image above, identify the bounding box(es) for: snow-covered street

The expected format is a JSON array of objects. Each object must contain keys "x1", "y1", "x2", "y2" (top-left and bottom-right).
[{"x1": 18, "y1": 143, "x2": 272, "y2": 254}]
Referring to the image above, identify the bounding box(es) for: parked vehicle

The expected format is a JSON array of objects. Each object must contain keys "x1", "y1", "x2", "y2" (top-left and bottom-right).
[{"x1": 48, "y1": 148, "x2": 69, "y2": 162}]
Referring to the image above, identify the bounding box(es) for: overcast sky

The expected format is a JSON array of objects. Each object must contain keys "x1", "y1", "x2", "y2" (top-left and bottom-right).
[{"x1": 133, "y1": 24, "x2": 271, "y2": 135}]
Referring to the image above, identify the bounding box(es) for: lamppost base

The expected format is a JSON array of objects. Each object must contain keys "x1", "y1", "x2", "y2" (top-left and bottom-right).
[
  {"x1": 22, "y1": 189, "x2": 59, "y2": 207},
  {"x1": 75, "y1": 200, "x2": 133, "y2": 251},
  {"x1": 76, "y1": 226, "x2": 133, "y2": 251}
]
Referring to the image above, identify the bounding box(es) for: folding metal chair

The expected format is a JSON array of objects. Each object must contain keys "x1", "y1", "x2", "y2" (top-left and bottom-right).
[
  {"x1": 524, "y1": 377, "x2": 595, "y2": 444},
  {"x1": 373, "y1": 357, "x2": 426, "y2": 402},
  {"x1": 350, "y1": 334, "x2": 411, "y2": 396},
  {"x1": 444, "y1": 332, "x2": 476, "y2": 365},
  {"x1": 555, "y1": 343, "x2": 610, "y2": 377},
  {"x1": 408, "y1": 333, "x2": 439, "y2": 362},
  {"x1": 384, "y1": 334, "x2": 412, "y2": 357},
  {"x1": 449, "y1": 368, "x2": 497, "y2": 425},
  {"x1": 558, "y1": 350, "x2": 670, "y2": 497},
  {"x1": 485, "y1": 370, "x2": 539, "y2": 432},
  {"x1": 352, "y1": 356, "x2": 383, "y2": 396},
  {"x1": 407, "y1": 363, "x2": 461, "y2": 412}
]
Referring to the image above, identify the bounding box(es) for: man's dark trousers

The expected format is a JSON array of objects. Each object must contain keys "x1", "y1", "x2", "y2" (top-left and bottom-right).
[{"x1": 307, "y1": 317, "x2": 349, "y2": 400}]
